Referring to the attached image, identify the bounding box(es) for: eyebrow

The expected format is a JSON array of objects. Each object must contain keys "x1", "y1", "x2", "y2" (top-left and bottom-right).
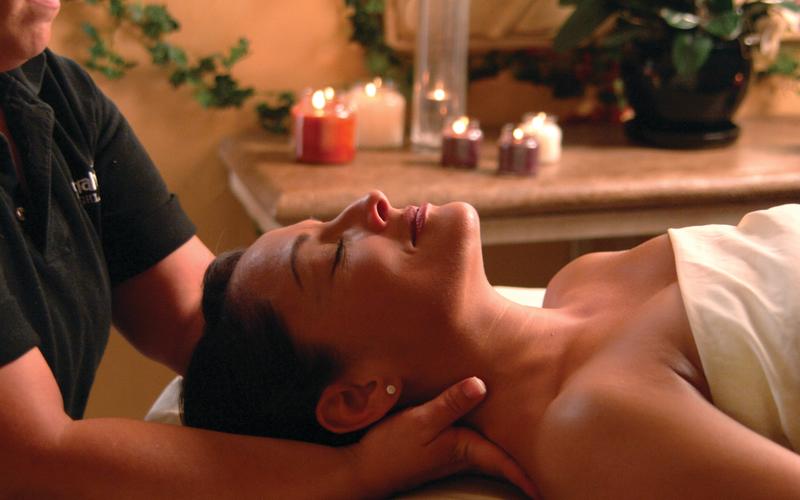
[{"x1": 290, "y1": 233, "x2": 310, "y2": 290}]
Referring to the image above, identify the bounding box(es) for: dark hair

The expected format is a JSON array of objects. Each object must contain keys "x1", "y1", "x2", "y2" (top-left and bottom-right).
[{"x1": 181, "y1": 250, "x2": 363, "y2": 446}]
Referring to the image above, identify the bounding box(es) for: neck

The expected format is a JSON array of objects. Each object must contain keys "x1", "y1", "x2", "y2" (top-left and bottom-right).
[{"x1": 400, "y1": 285, "x2": 575, "y2": 446}]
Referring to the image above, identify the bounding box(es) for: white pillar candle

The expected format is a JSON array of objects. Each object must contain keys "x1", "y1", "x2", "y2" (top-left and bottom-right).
[
  {"x1": 348, "y1": 79, "x2": 406, "y2": 149},
  {"x1": 520, "y1": 112, "x2": 562, "y2": 164}
]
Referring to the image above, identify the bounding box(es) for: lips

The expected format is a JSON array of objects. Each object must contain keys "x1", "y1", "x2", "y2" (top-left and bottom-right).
[
  {"x1": 409, "y1": 203, "x2": 429, "y2": 246},
  {"x1": 29, "y1": 0, "x2": 60, "y2": 10}
]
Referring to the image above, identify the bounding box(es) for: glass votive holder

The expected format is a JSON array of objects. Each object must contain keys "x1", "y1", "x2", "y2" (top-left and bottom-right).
[
  {"x1": 520, "y1": 112, "x2": 562, "y2": 164},
  {"x1": 292, "y1": 87, "x2": 356, "y2": 165},
  {"x1": 497, "y1": 124, "x2": 539, "y2": 176},
  {"x1": 441, "y1": 116, "x2": 482, "y2": 168}
]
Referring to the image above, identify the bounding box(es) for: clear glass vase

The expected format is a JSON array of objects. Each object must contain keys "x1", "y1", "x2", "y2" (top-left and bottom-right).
[{"x1": 409, "y1": 0, "x2": 471, "y2": 150}]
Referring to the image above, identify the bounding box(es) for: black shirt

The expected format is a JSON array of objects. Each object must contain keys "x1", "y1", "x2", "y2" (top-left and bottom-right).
[{"x1": 0, "y1": 50, "x2": 195, "y2": 418}]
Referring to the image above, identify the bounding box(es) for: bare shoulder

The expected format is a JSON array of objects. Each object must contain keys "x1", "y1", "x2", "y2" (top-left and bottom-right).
[
  {"x1": 531, "y1": 371, "x2": 800, "y2": 499},
  {"x1": 544, "y1": 234, "x2": 675, "y2": 309}
]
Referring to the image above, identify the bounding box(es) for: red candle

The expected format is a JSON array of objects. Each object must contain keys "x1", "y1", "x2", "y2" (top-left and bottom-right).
[
  {"x1": 441, "y1": 116, "x2": 482, "y2": 169},
  {"x1": 293, "y1": 89, "x2": 356, "y2": 164},
  {"x1": 497, "y1": 125, "x2": 539, "y2": 176}
]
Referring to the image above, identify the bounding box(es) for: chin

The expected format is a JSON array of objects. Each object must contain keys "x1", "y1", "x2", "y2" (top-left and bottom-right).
[
  {"x1": 0, "y1": 30, "x2": 50, "y2": 70},
  {"x1": 423, "y1": 201, "x2": 484, "y2": 283}
]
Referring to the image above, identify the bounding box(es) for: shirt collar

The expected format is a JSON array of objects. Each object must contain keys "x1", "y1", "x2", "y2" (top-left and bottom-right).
[{"x1": 3, "y1": 50, "x2": 47, "y2": 95}]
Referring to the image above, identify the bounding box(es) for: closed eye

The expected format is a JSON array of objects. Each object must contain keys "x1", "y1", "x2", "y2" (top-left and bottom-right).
[{"x1": 330, "y1": 237, "x2": 346, "y2": 277}]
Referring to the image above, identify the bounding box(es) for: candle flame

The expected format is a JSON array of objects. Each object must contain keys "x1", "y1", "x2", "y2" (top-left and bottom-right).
[
  {"x1": 365, "y1": 82, "x2": 377, "y2": 97},
  {"x1": 452, "y1": 116, "x2": 469, "y2": 135},
  {"x1": 432, "y1": 88, "x2": 446, "y2": 101},
  {"x1": 311, "y1": 90, "x2": 326, "y2": 110},
  {"x1": 512, "y1": 127, "x2": 524, "y2": 141},
  {"x1": 323, "y1": 87, "x2": 335, "y2": 100},
  {"x1": 527, "y1": 112, "x2": 547, "y2": 130}
]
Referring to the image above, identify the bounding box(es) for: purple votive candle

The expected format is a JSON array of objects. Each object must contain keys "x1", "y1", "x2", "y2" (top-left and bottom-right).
[
  {"x1": 441, "y1": 117, "x2": 482, "y2": 169},
  {"x1": 497, "y1": 125, "x2": 539, "y2": 175}
]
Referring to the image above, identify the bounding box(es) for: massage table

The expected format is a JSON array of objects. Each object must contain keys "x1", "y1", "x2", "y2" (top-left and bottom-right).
[{"x1": 146, "y1": 287, "x2": 546, "y2": 499}]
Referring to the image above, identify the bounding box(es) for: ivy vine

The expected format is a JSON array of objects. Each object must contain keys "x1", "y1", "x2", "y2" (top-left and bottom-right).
[{"x1": 77, "y1": 0, "x2": 293, "y2": 132}]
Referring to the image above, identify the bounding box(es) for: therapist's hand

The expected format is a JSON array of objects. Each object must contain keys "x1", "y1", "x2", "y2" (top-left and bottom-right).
[{"x1": 348, "y1": 377, "x2": 537, "y2": 498}]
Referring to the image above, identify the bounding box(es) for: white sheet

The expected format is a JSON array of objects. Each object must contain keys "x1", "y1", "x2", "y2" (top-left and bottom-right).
[{"x1": 670, "y1": 204, "x2": 800, "y2": 450}]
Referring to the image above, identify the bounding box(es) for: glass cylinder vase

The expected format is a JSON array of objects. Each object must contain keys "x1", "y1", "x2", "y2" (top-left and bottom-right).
[{"x1": 409, "y1": 0, "x2": 471, "y2": 150}]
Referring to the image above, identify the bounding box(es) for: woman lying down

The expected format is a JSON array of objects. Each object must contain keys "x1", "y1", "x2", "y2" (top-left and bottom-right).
[{"x1": 181, "y1": 191, "x2": 800, "y2": 498}]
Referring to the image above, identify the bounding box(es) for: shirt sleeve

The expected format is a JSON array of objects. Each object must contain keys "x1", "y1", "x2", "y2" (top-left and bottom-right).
[{"x1": 57, "y1": 55, "x2": 197, "y2": 286}]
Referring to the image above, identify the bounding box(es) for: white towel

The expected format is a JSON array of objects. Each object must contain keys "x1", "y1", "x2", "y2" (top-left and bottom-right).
[{"x1": 669, "y1": 204, "x2": 800, "y2": 450}]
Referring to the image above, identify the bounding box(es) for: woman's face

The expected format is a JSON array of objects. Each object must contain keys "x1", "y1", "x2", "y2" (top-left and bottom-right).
[
  {"x1": 0, "y1": 0, "x2": 60, "y2": 72},
  {"x1": 230, "y1": 191, "x2": 485, "y2": 366}
]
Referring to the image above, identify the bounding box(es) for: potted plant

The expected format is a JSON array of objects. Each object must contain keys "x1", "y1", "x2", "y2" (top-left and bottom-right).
[{"x1": 554, "y1": 0, "x2": 800, "y2": 148}]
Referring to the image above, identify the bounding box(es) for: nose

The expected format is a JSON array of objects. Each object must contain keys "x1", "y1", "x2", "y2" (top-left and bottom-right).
[{"x1": 325, "y1": 190, "x2": 391, "y2": 236}]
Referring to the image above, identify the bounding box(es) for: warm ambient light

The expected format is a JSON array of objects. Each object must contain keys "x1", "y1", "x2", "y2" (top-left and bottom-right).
[
  {"x1": 323, "y1": 86, "x2": 335, "y2": 100},
  {"x1": 526, "y1": 112, "x2": 547, "y2": 131},
  {"x1": 451, "y1": 116, "x2": 469, "y2": 135},
  {"x1": 365, "y1": 82, "x2": 377, "y2": 97},
  {"x1": 431, "y1": 88, "x2": 446, "y2": 101},
  {"x1": 311, "y1": 90, "x2": 326, "y2": 110},
  {"x1": 512, "y1": 127, "x2": 524, "y2": 141}
]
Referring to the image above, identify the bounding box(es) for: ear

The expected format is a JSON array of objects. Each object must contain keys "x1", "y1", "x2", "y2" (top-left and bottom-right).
[{"x1": 316, "y1": 377, "x2": 401, "y2": 434}]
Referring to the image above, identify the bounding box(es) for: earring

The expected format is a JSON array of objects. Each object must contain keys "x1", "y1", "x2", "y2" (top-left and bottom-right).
[{"x1": 386, "y1": 384, "x2": 397, "y2": 395}]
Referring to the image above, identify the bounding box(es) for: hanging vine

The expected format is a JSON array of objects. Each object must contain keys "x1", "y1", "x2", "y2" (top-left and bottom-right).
[{"x1": 76, "y1": 0, "x2": 293, "y2": 132}]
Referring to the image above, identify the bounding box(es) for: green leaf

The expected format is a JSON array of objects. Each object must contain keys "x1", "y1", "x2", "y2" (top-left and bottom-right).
[
  {"x1": 659, "y1": 8, "x2": 699, "y2": 30},
  {"x1": 126, "y1": 3, "x2": 144, "y2": 23},
  {"x1": 705, "y1": 0, "x2": 734, "y2": 15},
  {"x1": 366, "y1": 49, "x2": 390, "y2": 75},
  {"x1": 195, "y1": 57, "x2": 217, "y2": 74},
  {"x1": 169, "y1": 69, "x2": 188, "y2": 87},
  {"x1": 149, "y1": 42, "x2": 170, "y2": 65},
  {"x1": 109, "y1": 0, "x2": 126, "y2": 19},
  {"x1": 81, "y1": 22, "x2": 100, "y2": 40},
  {"x1": 364, "y1": 0, "x2": 384, "y2": 14},
  {"x1": 672, "y1": 31, "x2": 713, "y2": 77},
  {"x1": 778, "y1": 1, "x2": 800, "y2": 12},
  {"x1": 222, "y1": 38, "x2": 249, "y2": 68},
  {"x1": 553, "y1": 1, "x2": 615, "y2": 52},
  {"x1": 704, "y1": 11, "x2": 741, "y2": 39},
  {"x1": 139, "y1": 4, "x2": 179, "y2": 39}
]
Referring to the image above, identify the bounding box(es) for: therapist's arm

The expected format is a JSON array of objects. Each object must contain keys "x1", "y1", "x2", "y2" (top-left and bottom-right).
[
  {"x1": 0, "y1": 350, "x2": 535, "y2": 498},
  {"x1": 111, "y1": 235, "x2": 214, "y2": 375}
]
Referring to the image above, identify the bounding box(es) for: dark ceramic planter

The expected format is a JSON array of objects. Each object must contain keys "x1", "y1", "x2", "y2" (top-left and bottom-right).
[{"x1": 621, "y1": 34, "x2": 753, "y2": 148}]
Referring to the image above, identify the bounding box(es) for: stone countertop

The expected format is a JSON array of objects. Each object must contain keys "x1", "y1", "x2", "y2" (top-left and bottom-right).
[{"x1": 219, "y1": 116, "x2": 800, "y2": 227}]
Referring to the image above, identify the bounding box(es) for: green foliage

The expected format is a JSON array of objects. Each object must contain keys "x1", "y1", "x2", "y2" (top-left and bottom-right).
[
  {"x1": 765, "y1": 49, "x2": 800, "y2": 81},
  {"x1": 256, "y1": 92, "x2": 296, "y2": 134},
  {"x1": 81, "y1": 21, "x2": 137, "y2": 79},
  {"x1": 79, "y1": 0, "x2": 260, "y2": 110},
  {"x1": 345, "y1": 0, "x2": 413, "y2": 90},
  {"x1": 553, "y1": 1, "x2": 615, "y2": 52},
  {"x1": 554, "y1": 0, "x2": 799, "y2": 78},
  {"x1": 672, "y1": 31, "x2": 713, "y2": 76}
]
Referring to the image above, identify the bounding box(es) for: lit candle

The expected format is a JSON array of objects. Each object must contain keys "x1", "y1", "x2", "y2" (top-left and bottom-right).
[
  {"x1": 348, "y1": 78, "x2": 406, "y2": 149},
  {"x1": 441, "y1": 116, "x2": 482, "y2": 168},
  {"x1": 497, "y1": 124, "x2": 539, "y2": 175},
  {"x1": 292, "y1": 88, "x2": 356, "y2": 164},
  {"x1": 520, "y1": 112, "x2": 562, "y2": 164}
]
